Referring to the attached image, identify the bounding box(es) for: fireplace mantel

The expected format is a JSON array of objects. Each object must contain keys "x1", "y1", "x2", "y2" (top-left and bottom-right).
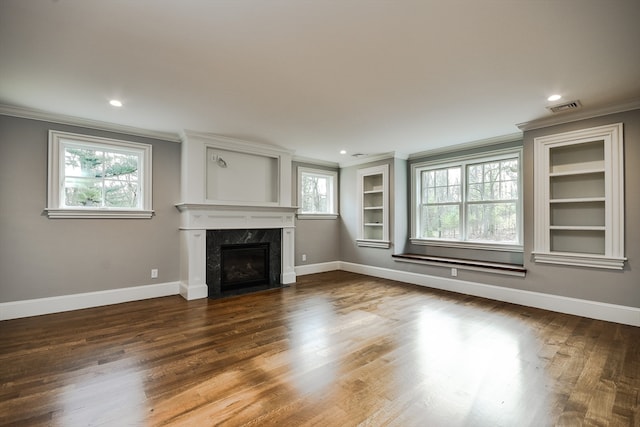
[
  {"x1": 177, "y1": 133, "x2": 298, "y2": 301},
  {"x1": 176, "y1": 203, "x2": 297, "y2": 230}
]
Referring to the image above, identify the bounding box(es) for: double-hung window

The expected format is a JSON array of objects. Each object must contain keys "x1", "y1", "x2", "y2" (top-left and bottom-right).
[
  {"x1": 47, "y1": 130, "x2": 153, "y2": 218},
  {"x1": 412, "y1": 148, "x2": 522, "y2": 250},
  {"x1": 297, "y1": 167, "x2": 338, "y2": 219}
]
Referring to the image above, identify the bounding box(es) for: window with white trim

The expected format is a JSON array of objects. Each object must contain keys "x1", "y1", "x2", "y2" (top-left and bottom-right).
[
  {"x1": 47, "y1": 130, "x2": 153, "y2": 218},
  {"x1": 297, "y1": 167, "x2": 338, "y2": 218},
  {"x1": 411, "y1": 148, "x2": 522, "y2": 249}
]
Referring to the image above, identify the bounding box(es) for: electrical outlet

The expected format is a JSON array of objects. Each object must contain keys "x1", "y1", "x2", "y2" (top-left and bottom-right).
[
  {"x1": 301, "y1": 254, "x2": 307, "y2": 262},
  {"x1": 451, "y1": 268, "x2": 457, "y2": 277},
  {"x1": 151, "y1": 268, "x2": 158, "y2": 279}
]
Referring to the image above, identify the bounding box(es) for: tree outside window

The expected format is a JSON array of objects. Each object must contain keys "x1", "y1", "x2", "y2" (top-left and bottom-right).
[
  {"x1": 297, "y1": 167, "x2": 338, "y2": 217},
  {"x1": 413, "y1": 149, "x2": 521, "y2": 247},
  {"x1": 47, "y1": 130, "x2": 153, "y2": 218}
]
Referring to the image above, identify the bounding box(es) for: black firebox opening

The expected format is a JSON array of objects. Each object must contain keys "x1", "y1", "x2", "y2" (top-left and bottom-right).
[{"x1": 220, "y1": 243, "x2": 270, "y2": 290}]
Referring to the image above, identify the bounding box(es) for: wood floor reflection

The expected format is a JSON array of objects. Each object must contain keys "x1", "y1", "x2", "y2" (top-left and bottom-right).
[{"x1": 1, "y1": 271, "x2": 639, "y2": 426}]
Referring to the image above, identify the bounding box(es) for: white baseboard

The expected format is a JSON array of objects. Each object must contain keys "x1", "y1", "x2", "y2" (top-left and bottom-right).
[
  {"x1": 4, "y1": 263, "x2": 639, "y2": 327},
  {"x1": 0, "y1": 282, "x2": 180, "y2": 321},
  {"x1": 339, "y1": 262, "x2": 640, "y2": 327},
  {"x1": 295, "y1": 261, "x2": 342, "y2": 276},
  {"x1": 179, "y1": 282, "x2": 208, "y2": 300}
]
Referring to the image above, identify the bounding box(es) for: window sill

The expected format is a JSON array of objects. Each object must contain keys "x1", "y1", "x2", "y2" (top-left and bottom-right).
[
  {"x1": 532, "y1": 252, "x2": 626, "y2": 270},
  {"x1": 357, "y1": 239, "x2": 391, "y2": 248},
  {"x1": 392, "y1": 253, "x2": 526, "y2": 277},
  {"x1": 296, "y1": 213, "x2": 339, "y2": 220},
  {"x1": 45, "y1": 209, "x2": 154, "y2": 219},
  {"x1": 410, "y1": 238, "x2": 523, "y2": 253}
]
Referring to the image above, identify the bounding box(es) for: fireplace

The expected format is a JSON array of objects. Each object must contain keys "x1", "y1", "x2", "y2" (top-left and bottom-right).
[
  {"x1": 206, "y1": 228, "x2": 282, "y2": 298},
  {"x1": 221, "y1": 243, "x2": 269, "y2": 290}
]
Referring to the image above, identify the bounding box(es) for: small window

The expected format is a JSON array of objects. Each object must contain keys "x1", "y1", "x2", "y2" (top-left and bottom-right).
[
  {"x1": 412, "y1": 148, "x2": 522, "y2": 250},
  {"x1": 47, "y1": 130, "x2": 153, "y2": 218},
  {"x1": 297, "y1": 167, "x2": 338, "y2": 219}
]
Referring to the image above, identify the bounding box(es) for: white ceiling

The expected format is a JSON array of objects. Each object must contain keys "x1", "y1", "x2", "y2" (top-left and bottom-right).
[{"x1": 1, "y1": 0, "x2": 639, "y2": 164}]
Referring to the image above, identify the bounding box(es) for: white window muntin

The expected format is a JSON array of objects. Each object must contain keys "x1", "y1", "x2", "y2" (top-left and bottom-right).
[
  {"x1": 411, "y1": 148, "x2": 523, "y2": 251},
  {"x1": 47, "y1": 130, "x2": 153, "y2": 219}
]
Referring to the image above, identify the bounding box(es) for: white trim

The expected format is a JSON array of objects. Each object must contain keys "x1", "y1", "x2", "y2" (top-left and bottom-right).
[
  {"x1": 339, "y1": 151, "x2": 407, "y2": 168},
  {"x1": 392, "y1": 256, "x2": 526, "y2": 277},
  {"x1": 45, "y1": 209, "x2": 154, "y2": 219},
  {"x1": 0, "y1": 103, "x2": 181, "y2": 142},
  {"x1": 179, "y1": 282, "x2": 208, "y2": 300},
  {"x1": 516, "y1": 98, "x2": 640, "y2": 131},
  {"x1": 357, "y1": 164, "x2": 390, "y2": 247},
  {"x1": 297, "y1": 166, "x2": 339, "y2": 216},
  {"x1": 409, "y1": 238, "x2": 523, "y2": 253},
  {"x1": 338, "y1": 262, "x2": 640, "y2": 327},
  {"x1": 47, "y1": 130, "x2": 153, "y2": 218},
  {"x1": 356, "y1": 239, "x2": 391, "y2": 248},
  {"x1": 411, "y1": 147, "x2": 523, "y2": 247},
  {"x1": 408, "y1": 132, "x2": 523, "y2": 160},
  {"x1": 296, "y1": 214, "x2": 339, "y2": 220},
  {"x1": 295, "y1": 261, "x2": 342, "y2": 276},
  {"x1": 533, "y1": 123, "x2": 625, "y2": 269},
  {"x1": 0, "y1": 282, "x2": 180, "y2": 321},
  {"x1": 3, "y1": 264, "x2": 638, "y2": 326},
  {"x1": 293, "y1": 155, "x2": 340, "y2": 168}
]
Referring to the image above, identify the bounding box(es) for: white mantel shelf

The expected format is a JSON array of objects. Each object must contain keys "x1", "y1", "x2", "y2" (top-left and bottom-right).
[{"x1": 176, "y1": 203, "x2": 298, "y2": 230}]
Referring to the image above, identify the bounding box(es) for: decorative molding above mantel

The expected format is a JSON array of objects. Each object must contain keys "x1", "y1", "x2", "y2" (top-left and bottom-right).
[{"x1": 176, "y1": 132, "x2": 298, "y2": 301}]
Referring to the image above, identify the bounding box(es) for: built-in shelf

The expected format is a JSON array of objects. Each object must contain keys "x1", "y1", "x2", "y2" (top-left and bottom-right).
[
  {"x1": 533, "y1": 123, "x2": 625, "y2": 269},
  {"x1": 357, "y1": 164, "x2": 390, "y2": 248}
]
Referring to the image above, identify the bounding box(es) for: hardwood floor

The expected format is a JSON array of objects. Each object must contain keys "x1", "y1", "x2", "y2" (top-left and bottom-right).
[{"x1": 1, "y1": 271, "x2": 639, "y2": 426}]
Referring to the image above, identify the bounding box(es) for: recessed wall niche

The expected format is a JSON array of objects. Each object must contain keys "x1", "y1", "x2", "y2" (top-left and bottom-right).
[{"x1": 206, "y1": 147, "x2": 279, "y2": 204}]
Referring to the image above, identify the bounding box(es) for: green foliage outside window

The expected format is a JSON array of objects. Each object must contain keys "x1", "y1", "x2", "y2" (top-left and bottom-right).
[
  {"x1": 418, "y1": 156, "x2": 520, "y2": 244},
  {"x1": 63, "y1": 146, "x2": 140, "y2": 208}
]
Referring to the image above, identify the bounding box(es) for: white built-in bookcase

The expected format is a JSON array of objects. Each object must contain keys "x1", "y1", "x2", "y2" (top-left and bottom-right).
[
  {"x1": 357, "y1": 164, "x2": 390, "y2": 248},
  {"x1": 533, "y1": 123, "x2": 625, "y2": 269}
]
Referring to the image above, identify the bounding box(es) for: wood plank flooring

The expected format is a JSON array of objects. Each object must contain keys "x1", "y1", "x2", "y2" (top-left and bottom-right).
[{"x1": 1, "y1": 271, "x2": 639, "y2": 426}]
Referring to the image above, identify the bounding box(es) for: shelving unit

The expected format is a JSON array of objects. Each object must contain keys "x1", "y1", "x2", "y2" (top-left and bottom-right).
[
  {"x1": 357, "y1": 164, "x2": 390, "y2": 248},
  {"x1": 533, "y1": 123, "x2": 625, "y2": 269}
]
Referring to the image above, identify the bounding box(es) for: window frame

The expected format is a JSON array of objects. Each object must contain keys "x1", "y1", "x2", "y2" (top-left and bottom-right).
[
  {"x1": 47, "y1": 130, "x2": 153, "y2": 219},
  {"x1": 410, "y1": 147, "x2": 523, "y2": 252},
  {"x1": 296, "y1": 166, "x2": 339, "y2": 219}
]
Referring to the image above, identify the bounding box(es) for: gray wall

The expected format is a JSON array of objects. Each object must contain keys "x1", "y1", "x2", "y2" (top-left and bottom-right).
[
  {"x1": 340, "y1": 158, "x2": 400, "y2": 268},
  {"x1": 2, "y1": 108, "x2": 638, "y2": 310},
  {"x1": 292, "y1": 161, "x2": 341, "y2": 265},
  {"x1": 0, "y1": 116, "x2": 181, "y2": 302},
  {"x1": 339, "y1": 109, "x2": 640, "y2": 308}
]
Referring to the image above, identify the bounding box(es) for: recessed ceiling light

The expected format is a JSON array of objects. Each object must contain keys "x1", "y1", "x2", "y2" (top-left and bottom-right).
[
  {"x1": 547, "y1": 94, "x2": 562, "y2": 102},
  {"x1": 340, "y1": 150, "x2": 347, "y2": 154},
  {"x1": 109, "y1": 99, "x2": 123, "y2": 107}
]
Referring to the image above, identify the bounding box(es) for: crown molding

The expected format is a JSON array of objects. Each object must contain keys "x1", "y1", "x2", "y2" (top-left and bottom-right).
[
  {"x1": 180, "y1": 129, "x2": 294, "y2": 155},
  {"x1": 0, "y1": 104, "x2": 182, "y2": 142},
  {"x1": 339, "y1": 151, "x2": 408, "y2": 168},
  {"x1": 292, "y1": 155, "x2": 340, "y2": 168},
  {"x1": 516, "y1": 97, "x2": 640, "y2": 131},
  {"x1": 408, "y1": 132, "x2": 523, "y2": 160}
]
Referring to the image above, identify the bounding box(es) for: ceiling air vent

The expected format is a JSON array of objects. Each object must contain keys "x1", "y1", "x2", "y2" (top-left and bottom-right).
[
  {"x1": 547, "y1": 100, "x2": 582, "y2": 113},
  {"x1": 351, "y1": 153, "x2": 367, "y2": 158}
]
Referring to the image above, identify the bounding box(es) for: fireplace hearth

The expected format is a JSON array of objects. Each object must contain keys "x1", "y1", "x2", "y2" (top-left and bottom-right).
[{"x1": 206, "y1": 229, "x2": 282, "y2": 298}]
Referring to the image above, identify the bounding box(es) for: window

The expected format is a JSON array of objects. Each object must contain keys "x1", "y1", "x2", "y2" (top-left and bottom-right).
[
  {"x1": 411, "y1": 148, "x2": 522, "y2": 250},
  {"x1": 47, "y1": 130, "x2": 153, "y2": 218},
  {"x1": 297, "y1": 167, "x2": 338, "y2": 218}
]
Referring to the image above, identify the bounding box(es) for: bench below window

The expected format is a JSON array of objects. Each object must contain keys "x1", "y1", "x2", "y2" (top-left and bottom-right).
[{"x1": 392, "y1": 253, "x2": 526, "y2": 277}]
